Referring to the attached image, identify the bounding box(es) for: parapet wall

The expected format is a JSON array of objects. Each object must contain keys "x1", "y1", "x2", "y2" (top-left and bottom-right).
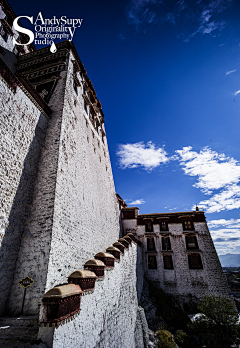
[{"x1": 39, "y1": 241, "x2": 148, "y2": 348}]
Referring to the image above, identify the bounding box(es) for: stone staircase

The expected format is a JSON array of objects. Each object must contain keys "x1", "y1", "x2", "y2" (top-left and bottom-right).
[{"x1": 0, "y1": 316, "x2": 39, "y2": 348}]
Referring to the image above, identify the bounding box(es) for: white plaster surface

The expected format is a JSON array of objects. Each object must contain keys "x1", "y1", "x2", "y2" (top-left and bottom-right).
[
  {"x1": 0, "y1": 77, "x2": 47, "y2": 315},
  {"x1": 39, "y1": 244, "x2": 144, "y2": 348},
  {"x1": 124, "y1": 220, "x2": 231, "y2": 301},
  {"x1": 7, "y1": 51, "x2": 120, "y2": 315}
]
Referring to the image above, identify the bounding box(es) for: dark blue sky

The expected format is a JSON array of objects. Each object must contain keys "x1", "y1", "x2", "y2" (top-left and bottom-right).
[{"x1": 10, "y1": 0, "x2": 240, "y2": 255}]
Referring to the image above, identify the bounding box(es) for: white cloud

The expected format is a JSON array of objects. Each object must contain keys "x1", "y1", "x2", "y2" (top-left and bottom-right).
[
  {"x1": 128, "y1": 199, "x2": 146, "y2": 205},
  {"x1": 226, "y1": 69, "x2": 236, "y2": 75},
  {"x1": 165, "y1": 12, "x2": 176, "y2": 25},
  {"x1": 126, "y1": 0, "x2": 232, "y2": 42},
  {"x1": 176, "y1": 146, "x2": 240, "y2": 194},
  {"x1": 208, "y1": 218, "x2": 240, "y2": 254},
  {"x1": 234, "y1": 90, "x2": 240, "y2": 96},
  {"x1": 197, "y1": 184, "x2": 240, "y2": 213},
  {"x1": 208, "y1": 218, "x2": 240, "y2": 228},
  {"x1": 201, "y1": 20, "x2": 226, "y2": 34},
  {"x1": 208, "y1": 0, "x2": 233, "y2": 14},
  {"x1": 176, "y1": 146, "x2": 240, "y2": 213},
  {"x1": 201, "y1": 10, "x2": 212, "y2": 23},
  {"x1": 127, "y1": 0, "x2": 160, "y2": 28},
  {"x1": 186, "y1": 19, "x2": 226, "y2": 41},
  {"x1": 117, "y1": 141, "x2": 169, "y2": 170},
  {"x1": 182, "y1": 0, "x2": 232, "y2": 41},
  {"x1": 176, "y1": 0, "x2": 187, "y2": 12}
]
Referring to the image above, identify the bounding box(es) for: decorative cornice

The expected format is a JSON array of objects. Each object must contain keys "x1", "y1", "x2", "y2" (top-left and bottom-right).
[
  {"x1": 0, "y1": 57, "x2": 52, "y2": 119},
  {"x1": 24, "y1": 62, "x2": 67, "y2": 81},
  {"x1": 17, "y1": 50, "x2": 69, "y2": 71},
  {"x1": 178, "y1": 215, "x2": 195, "y2": 219},
  {"x1": 17, "y1": 73, "x2": 52, "y2": 119}
]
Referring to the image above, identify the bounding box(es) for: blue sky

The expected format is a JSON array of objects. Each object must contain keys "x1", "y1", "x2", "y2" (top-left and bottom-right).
[{"x1": 10, "y1": 0, "x2": 240, "y2": 255}]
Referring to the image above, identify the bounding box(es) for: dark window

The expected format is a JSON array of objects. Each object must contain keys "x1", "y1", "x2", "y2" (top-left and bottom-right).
[
  {"x1": 186, "y1": 236, "x2": 198, "y2": 250},
  {"x1": 162, "y1": 237, "x2": 171, "y2": 251},
  {"x1": 147, "y1": 238, "x2": 156, "y2": 251},
  {"x1": 163, "y1": 255, "x2": 173, "y2": 269},
  {"x1": 84, "y1": 100, "x2": 88, "y2": 113},
  {"x1": 73, "y1": 80, "x2": 78, "y2": 95},
  {"x1": 188, "y1": 254, "x2": 203, "y2": 269},
  {"x1": 13, "y1": 45, "x2": 19, "y2": 56},
  {"x1": 183, "y1": 221, "x2": 194, "y2": 231},
  {"x1": 0, "y1": 24, "x2": 8, "y2": 42},
  {"x1": 5, "y1": 12, "x2": 13, "y2": 26},
  {"x1": 148, "y1": 255, "x2": 157, "y2": 269},
  {"x1": 90, "y1": 114, "x2": 95, "y2": 125},
  {"x1": 160, "y1": 221, "x2": 168, "y2": 231},
  {"x1": 145, "y1": 220, "x2": 153, "y2": 232}
]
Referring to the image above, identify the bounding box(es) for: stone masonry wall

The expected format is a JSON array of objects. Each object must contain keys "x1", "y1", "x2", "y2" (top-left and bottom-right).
[
  {"x1": 39, "y1": 243, "x2": 147, "y2": 348},
  {"x1": 0, "y1": 5, "x2": 31, "y2": 73},
  {"x1": 45, "y1": 52, "x2": 120, "y2": 293},
  {"x1": 7, "y1": 57, "x2": 68, "y2": 315},
  {"x1": 0, "y1": 77, "x2": 48, "y2": 315},
  {"x1": 7, "y1": 50, "x2": 120, "y2": 315},
  {"x1": 124, "y1": 219, "x2": 230, "y2": 301}
]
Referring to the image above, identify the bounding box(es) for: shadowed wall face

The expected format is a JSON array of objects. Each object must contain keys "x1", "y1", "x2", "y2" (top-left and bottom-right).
[{"x1": 0, "y1": 78, "x2": 48, "y2": 315}]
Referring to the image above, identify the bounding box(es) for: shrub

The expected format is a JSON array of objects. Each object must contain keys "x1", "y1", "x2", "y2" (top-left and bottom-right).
[
  {"x1": 189, "y1": 294, "x2": 240, "y2": 348},
  {"x1": 157, "y1": 329, "x2": 176, "y2": 348},
  {"x1": 174, "y1": 330, "x2": 188, "y2": 346}
]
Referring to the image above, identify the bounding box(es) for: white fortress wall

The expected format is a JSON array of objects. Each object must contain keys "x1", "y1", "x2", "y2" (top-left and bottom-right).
[
  {"x1": 122, "y1": 211, "x2": 230, "y2": 302},
  {"x1": 7, "y1": 48, "x2": 120, "y2": 316},
  {"x1": 39, "y1": 243, "x2": 148, "y2": 348},
  {"x1": 0, "y1": 72, "x2": 48, "y2": 315},
  {"x1": 45, "y1": 51, "x2": 120, "y2": 290},
  {"x1": 6, "y1": 55, "x2": 69, "y2": 315}
]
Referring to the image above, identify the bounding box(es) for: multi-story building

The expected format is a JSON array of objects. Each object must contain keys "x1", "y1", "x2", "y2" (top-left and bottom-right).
[{"x1": 122, "y1": 207, "x2": 231, "y2": 302}]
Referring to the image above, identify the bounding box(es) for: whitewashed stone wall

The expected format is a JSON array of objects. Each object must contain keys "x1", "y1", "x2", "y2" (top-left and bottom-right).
[
  {"x1": 136, "y1": 245, "x2": 144, "y2": 301},
  {"x1": 0, "y1": 5, "x2": 31, "y2": 73},
  {"x1": 45, "y1": 52, "x2": 120, "y2": 292},
  {"x1": 39, "y1": 244, "x2": 148, "y2": 348},
  {"x1": 126, "y1": 220, "x2": 230, "y2": 301},
  {"x1": 7, "y1": 50, "x2": 120, "y2": 315},
  {"x1": 0, "y1": 77, "x2": 47, "y2": 315},
  {"x1": 122, "y1": 218, "x2": 137, "y2": 234}
]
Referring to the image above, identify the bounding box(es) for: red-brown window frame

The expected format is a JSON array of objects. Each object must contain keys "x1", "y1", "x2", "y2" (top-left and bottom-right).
[
  {"x1": 162, "y1": 237, "x2": 171, "y2": 251},
  {"x1": 147, "y1": 238, "x2": 156, "y2": 251},
  {"x1": 148, "y1": 255, "x2": 157, "y2": 269},
  {"x1": 185, "y1": 235, "x2": 199, "y2": 250},
  {"x1": 188, "y1": 254, "x2": 203, "y2": 269},
  {"x1": 163, "y1": 255, "x2": 174, "y2": 269}
]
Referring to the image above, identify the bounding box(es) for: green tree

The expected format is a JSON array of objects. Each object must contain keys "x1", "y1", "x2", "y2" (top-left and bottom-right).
[
  {"x1": 157, "y1": 329, "x2": 176, "y2": 348},
  {"x1": 189, "y1": 294, "x2": 240, "y2": 348},
  {"x1": 174, "y1": 330, "x2": 188, "y2": 347}
]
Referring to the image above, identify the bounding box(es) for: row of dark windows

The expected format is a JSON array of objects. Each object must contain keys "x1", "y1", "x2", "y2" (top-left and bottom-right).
[
  {"x1": 148, "y1": 254, "x2": 203, "y2": 270},
  {"x1": 147, "y1": 236, "x2": 199, "y2": 251},
  {"x1": 145, "y1": 220, "x2": 194, "y2": 232},
  {"x1": 73, "y1": 81, "x2": 105, "y2": 144}
]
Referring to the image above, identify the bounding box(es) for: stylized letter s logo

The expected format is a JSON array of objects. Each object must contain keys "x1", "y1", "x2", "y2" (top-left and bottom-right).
[{"x1": 13, "y1": 16, "x2": 34, "y2": 46}]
